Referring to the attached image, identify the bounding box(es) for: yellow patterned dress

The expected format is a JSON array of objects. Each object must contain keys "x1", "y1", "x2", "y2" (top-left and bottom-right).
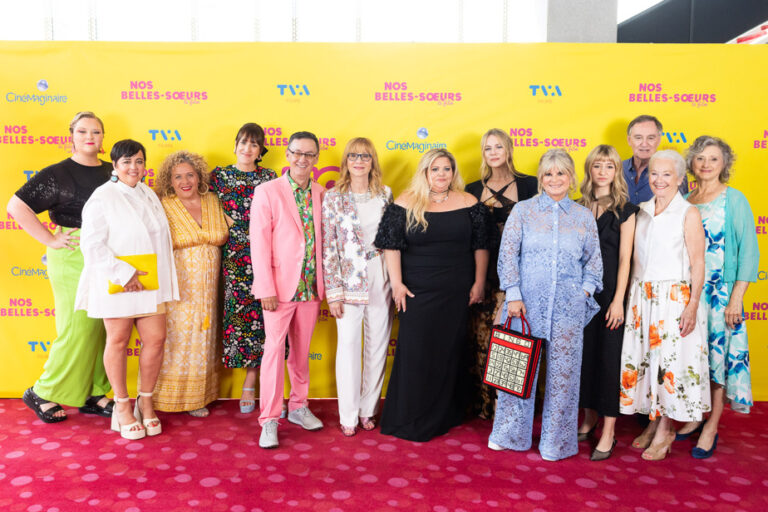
[{"x1": 154, "y1": 192, "x2": 229, "y2": 412}]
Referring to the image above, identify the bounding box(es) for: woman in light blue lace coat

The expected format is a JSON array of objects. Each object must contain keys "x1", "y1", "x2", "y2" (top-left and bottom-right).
[{"x1": 488, "y1": 149, "x2": 603, "y2": 461}]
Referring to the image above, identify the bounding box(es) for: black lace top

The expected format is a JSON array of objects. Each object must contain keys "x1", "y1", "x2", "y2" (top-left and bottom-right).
[
  {"x1": 374, "y1": 202, "x2": 492, "y2": 252},
  {"x1": 15, "y1": 158, "x2": 112, "y2": 228}
]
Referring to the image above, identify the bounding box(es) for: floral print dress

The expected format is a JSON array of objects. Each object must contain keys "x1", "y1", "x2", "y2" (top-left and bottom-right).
[
  {"x1": 695, "y1": 191, "x2": 752, "y2": 412},
  {"x1": 619, "y1": 193, "x2": 711, "y2": 421},
  {"x1": 210, "y1": 164, "x2": 277, "y2": 368}
]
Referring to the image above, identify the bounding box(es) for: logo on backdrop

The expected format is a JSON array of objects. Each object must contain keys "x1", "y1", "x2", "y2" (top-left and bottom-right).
[
  {"x1": 277, "y1": 84, "x2": 310, "y2": 96},
  {"x1": 374, "y1": 82, "x2": 462, "y2": 106},
  {"x1": 1, "y1": 124, "x2": 71, "y2": 148},
  {"x1": 628, "y1": 82, "x2": 716, "y2": 107},
  {"x1": 508, "y1": 128, "x2": 587, "y2": 152},
  {"x1": 529, "y1": 85, "x2": 562, "y2": 97},
  {"x1": 27, "y1": 339, "x2": 52, "y2": 353},
  {"x1": 120, "y1": 80, "x2": 208, "y2": 104},
  {"x1": 753, "y1": 129, "x2": 768, "y2": 150},
  {"x1": 661, "y1": 131, "x2": 688, "y2": 144},
  {"x1": 0, "y1": 297, "x2": 54, "y2": 318},
  {"x1": 5, "y1": 79, "x2": 68, "y2": 106},
  {"x1": 756, "y1": 215, "x2": 768, "y2": 236},
  {"x1": 2, "y1": 212, "x2": 57, "y2": 232},
  {"x1": 386, "y1": 128, "x2": 448, "y2": 153},
  {"x1": 746, "y1": 301, "x2": 768, "y2": 321}
]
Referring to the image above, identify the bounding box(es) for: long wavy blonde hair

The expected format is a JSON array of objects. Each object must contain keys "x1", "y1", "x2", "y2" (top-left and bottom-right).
[
  {"x1": 404, "y1": 148, "x2": 464, "y2": 232},
  {"x1": 334, "y1": 137, "x2": 384, "y2": 195},
  {"x1": 578, "y1": 145, "x2": 628, "y2": 217},
  {"x1": 479, "y1": 128, "x2": 521, "y2": 182}
]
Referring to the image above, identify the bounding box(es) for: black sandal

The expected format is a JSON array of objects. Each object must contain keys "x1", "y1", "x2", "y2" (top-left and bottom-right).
[
  {"x1": 79, "y1": 395, "x2": 115, "y2": 417},
  {"x1": 22, "y1": 387, "x2": 67, "y2": 423}
]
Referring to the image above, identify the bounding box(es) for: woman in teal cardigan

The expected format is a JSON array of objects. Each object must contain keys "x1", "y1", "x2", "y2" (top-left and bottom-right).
[{"x1": 678, "y1": 136, "x2": 759, "y2": 459}]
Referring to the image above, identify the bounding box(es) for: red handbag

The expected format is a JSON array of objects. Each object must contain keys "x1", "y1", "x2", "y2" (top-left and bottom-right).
[{"x1": 483, "y1": 312, "x2": 544, "y2": 399}]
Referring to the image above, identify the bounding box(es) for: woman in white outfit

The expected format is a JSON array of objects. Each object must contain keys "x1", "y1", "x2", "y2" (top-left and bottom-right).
[
  {"x1": 76, "y1": 139, "x2": 179, "y2": 440},
  {"x1": 322, "y1": 137, "x2": 393, "y2": 436},
  {"x1": 618, "y1": 149, "x2": 710, "y2": 461}
]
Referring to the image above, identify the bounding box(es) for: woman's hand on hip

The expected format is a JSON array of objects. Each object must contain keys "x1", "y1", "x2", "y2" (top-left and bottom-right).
[{"x1": 49, "y1": 226, "x2": 79, "y2": 250}]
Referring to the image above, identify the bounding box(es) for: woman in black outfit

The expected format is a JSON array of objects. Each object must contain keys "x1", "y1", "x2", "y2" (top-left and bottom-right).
[
  {"x1": 464, "y1": 128, "x2": 538, "y2": 420},
  {"x1": 375, "y1": 148, "x2": 491, "y2": 442},
  {"x1": 577, "y1": 145, "x2": 638, "y2": 461}
]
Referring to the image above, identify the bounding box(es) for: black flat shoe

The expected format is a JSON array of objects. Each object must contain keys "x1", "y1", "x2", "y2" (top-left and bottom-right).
[
  {"x1": 22, "y1": 387, "x2": 67, "y2": 423},
  {"x1": 79, "y1": 395, "x2": 114, "y2": 418},
  {"x1": 578, "y1": 424, "x2": 596, "y2": 442},
  {"x1": 590, "y1": 439, "x2": 617, "y2": 461},
  {"x1": 675, "y1": 423, "x2": 703, "y2": 441}
]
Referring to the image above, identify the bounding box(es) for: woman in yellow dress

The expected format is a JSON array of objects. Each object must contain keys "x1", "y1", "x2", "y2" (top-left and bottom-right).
[{"x1": 154, "y1": 150, "x2": 230, "y2": 416}]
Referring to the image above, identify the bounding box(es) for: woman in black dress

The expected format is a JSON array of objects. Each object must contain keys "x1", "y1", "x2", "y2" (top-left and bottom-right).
[
  {"x1": 465, "y1": 128, "x2": 538, "y2": 419},
  {"x1": 577, "y1": 145, "x2": 638, "y2": 460},
  {"x1": 375, "y1": 148, "x2": 491, "y2": 442}
]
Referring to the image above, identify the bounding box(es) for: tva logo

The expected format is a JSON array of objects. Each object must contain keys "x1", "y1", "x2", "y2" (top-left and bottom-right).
[
  {"x1": 662, "y1": 131, "x2": 687, "y2": 144},
  {"x1": 277, "y1": 85, "x2": 310, "y2": 96},
  {"x1": 148, "y1": 129, "x2": 182, "y2": 141},
  {"x1": 529, "y1": 85, "x2": 562, "y2": 97}
]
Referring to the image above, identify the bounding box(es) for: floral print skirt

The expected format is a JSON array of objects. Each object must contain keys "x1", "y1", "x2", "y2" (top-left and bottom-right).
[{"x1": 619, "y1": 279, "x2": 711, "y2": 422}]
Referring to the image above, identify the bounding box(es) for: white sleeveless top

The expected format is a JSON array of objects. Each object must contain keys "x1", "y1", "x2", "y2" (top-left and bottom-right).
[{"x1": 632, "y1": 192, "x2": 692, "y2": 282}]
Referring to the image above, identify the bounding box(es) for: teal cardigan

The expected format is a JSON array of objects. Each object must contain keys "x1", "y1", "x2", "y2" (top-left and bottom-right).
[{"x1": 686, "y1": 187, "x2": 759, "y2": 286}]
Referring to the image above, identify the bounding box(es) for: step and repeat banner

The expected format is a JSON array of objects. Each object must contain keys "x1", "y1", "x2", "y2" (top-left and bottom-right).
[{"x1": 1, "y1": 42, "x2": 767, "y2": 400}]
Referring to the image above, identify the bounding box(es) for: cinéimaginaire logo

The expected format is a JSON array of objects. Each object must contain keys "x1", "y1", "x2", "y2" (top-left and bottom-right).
[{"x1": 5, "y1": 79, "x2": 67, "y2": 106}]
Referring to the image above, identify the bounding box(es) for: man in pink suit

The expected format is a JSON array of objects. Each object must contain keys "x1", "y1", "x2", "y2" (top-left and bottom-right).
[{"x1": 250, "y1": 131, "x2": 326, "y2": 449}]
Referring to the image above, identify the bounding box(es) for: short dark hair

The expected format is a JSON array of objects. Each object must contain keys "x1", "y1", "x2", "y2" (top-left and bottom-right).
[
  {"x1": 111, "y1": 139, "x2": 146, "y2": 164},
  {"x1": 627, "y1": 115, "x2": 663, "y2": 135},
  {"x1": 235, "y1": 122, "x2": 267, "y2": 157},
  {"x1": 288, "y1": 131, "x2": 319, "y2": 152}
]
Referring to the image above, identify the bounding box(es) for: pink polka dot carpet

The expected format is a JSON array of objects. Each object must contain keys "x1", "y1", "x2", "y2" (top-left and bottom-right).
[{"x1": 1, "y1": 399, "x2": 766, "y2": 512}]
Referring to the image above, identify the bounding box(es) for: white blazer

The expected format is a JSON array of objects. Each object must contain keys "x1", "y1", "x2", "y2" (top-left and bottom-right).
[{"x1": 75, "y1": 181, "x2": 179, "y2": 318}]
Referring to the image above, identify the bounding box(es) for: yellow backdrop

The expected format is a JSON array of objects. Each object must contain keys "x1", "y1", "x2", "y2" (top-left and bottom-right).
[{"x1": 1, "y1": 42, "x2": 766, "y2": 400}]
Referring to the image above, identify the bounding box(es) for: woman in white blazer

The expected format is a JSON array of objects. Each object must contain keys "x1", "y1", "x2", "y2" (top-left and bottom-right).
[
  {"x1": 322, "y1": 137, "x2": 393, "y2": 436},
  {"x1": 76, "y1": 139, "x2": 179, "y2": 440}
]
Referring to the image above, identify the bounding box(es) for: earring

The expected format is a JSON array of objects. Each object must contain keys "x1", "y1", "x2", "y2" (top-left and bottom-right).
[
  {"x1": 99, "y1": 146, "x2": 105, "y2": 154},
  {"x1": 110, "y1": 170, "x2": 118, "y2": 183},
  {"x1": 140, "y1": 175, "x2": 146, "y2": 183}
]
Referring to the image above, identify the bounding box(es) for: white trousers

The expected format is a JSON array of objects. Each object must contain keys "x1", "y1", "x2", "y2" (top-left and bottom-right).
[{"x1": 335, "y1": 256, "x2": 393, "y2": 428}]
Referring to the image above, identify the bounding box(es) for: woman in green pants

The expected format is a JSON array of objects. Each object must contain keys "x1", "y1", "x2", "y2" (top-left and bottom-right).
[{"x1": 7, "y1": 111, "x2": 113, "y2": 422}]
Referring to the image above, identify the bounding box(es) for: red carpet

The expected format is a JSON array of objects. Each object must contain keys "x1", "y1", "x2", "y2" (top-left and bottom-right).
[{"x1": 1, "y1": 399, "x2": 766, "y2": 512}]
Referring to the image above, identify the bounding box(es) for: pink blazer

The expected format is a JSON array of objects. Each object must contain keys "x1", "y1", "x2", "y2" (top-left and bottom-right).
[{"x1": 250, "y1": 174, "x2": 326, "y2": 302}]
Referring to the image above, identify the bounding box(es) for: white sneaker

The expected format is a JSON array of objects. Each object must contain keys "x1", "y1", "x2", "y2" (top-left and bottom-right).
[
  {"x1": 287, "y1": 406, "x2": 323, "y2": 431},
  {"x1": 488, "y1": 440, "x2": 507, "y2": 451},
  {"x1": 259, "y1": 420, "x2": 279, "y2": 449}
]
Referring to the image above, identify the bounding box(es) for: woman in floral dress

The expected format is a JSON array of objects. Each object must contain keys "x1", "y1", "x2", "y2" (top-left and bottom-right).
[
  {"x1": 619, "y1": 150, "x2": 710, "y2": 461},
  {"x1": 677, "y1": 136, "x2": 759, "y2": 459},
  {"x1": 210, "y1": 123, "x2": 277, "y2": 413}
]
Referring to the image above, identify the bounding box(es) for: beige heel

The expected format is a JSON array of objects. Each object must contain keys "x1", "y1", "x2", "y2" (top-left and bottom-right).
[
  {"x1": 134, "y1": 392, "x2": 162, "y2": 436},
  {"x1": 111, "y1": 396, "x2": 146, "y2": 440}
]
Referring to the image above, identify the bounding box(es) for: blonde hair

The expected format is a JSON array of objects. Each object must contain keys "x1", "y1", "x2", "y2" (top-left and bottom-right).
[
  {"x1": 334, "y1": 137, "x2": 384, "y2": 195},
  {"x1": 479, "y1": 128, "x2": 519, "y2": 182},
  {"x1": 155, "y1": 150, "x2": 211, "y2": 198},
  {"x1": 579, "y1": 145, "x2": 628, "y2": 217},
  {"x1": 69, "y1": 111, "x2": 104, "y2": 153},
  {"x1": 404, "y1": 148, "x2": 464, "y2": 232},
  {"x1": 536, "y1": 149, "x2": 577, "y2": 195}
]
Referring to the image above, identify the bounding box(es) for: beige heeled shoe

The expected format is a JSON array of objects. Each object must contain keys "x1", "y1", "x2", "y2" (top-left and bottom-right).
[
  {"x1": 111, "y1": 396, "x2": 146, "y2": 440},
  {"x1": 133, "y1": 391, "x2": 162, "y2": 436}
]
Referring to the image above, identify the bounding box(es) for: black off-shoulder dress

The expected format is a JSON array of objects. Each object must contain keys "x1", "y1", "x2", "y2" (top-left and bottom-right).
[{"x1": 374, "y1": 202, "x2": 491, "y2": 442}]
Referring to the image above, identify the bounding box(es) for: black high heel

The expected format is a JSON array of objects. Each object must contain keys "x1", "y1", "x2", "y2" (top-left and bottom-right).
[
  {"x1": 577, "y1": 423, "x2": 596, "y2": 442},
  {"x1": 675, "y1": 422, "x2": 703, "y2": 441},
  {"x1": 590, "y1": 439, "x2": 617, "y2": 461}
]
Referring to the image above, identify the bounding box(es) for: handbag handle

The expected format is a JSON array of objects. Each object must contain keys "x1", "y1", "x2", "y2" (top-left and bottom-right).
[{"x1": 504, "y1": 311, "x2": 531, "y2": 336}]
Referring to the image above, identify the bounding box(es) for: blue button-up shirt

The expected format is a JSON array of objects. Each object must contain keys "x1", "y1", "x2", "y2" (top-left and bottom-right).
[{"x1": 623, "y1": 157, "x2": 688, "y2": 204}]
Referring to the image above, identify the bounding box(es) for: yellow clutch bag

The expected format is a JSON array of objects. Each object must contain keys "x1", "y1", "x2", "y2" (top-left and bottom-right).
[{"x1": 107, "y1": 254, "x2": 159, "y2": 294}]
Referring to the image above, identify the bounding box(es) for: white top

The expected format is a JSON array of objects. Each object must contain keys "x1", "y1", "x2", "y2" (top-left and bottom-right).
[
  {"x1": 75, "y1": 181, "x2": 179, "y2": 318},
  {"x1": 632, "y1": 192, "x2": 692, "y2": 282},
  {"x1": 353, "y1": 194, "x2": 387, "y2": 254}
]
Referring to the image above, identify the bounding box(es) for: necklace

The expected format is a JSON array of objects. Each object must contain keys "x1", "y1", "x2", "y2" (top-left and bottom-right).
[
  {"x1": 430, "y1": 190, "x2": 449, "y2": 203},
  {"x1": 351, "y1": 190, "x2": 371, "y2": 202}
]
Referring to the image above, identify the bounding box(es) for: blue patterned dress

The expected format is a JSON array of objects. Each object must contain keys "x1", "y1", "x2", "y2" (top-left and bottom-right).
[
  {"x1": 489, "y1": 193, "x2": 603, "y2": 461},
  {"x1": 695, "y1": 191, "x2": 752, "y2": 412}
]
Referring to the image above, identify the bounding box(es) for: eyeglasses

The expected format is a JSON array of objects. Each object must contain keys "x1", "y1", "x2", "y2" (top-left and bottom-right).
[
  {"x1": 287, "y1": 148, "x2": 318, "y2": 159},
  {"x1": 347, "y1": 153, "x2": 372, "y2": 162}
]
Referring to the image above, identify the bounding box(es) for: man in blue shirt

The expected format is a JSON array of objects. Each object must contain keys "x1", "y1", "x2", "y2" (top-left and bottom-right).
[{"x1": 622, "y1": 115, "x2": 687, "y2": 204}]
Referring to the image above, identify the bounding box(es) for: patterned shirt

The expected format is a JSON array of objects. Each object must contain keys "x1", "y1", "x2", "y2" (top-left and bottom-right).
[{"x1": 287, "y1": 172, "x2": 317, "y2": 301}]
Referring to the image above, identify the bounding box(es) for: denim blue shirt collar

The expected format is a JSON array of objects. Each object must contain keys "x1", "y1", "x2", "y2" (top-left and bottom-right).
[{"x1": 536, "y1": 191, "x2": 573, "y2": 213}]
